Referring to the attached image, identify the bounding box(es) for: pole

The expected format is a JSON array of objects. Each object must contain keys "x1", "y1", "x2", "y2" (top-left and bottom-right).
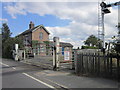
[
  {"x1": 102, "y1": 12, "x2": 105, "y2": 49},
  {"x1": 23, "y1": 50, "x2": 26, "y2": 60},
  {"x1": 53, "y1": 37, "x2": 60, "y2": 71},
  {"x1": 14, "y1": 44, "x2": 19, "y2": 61}
]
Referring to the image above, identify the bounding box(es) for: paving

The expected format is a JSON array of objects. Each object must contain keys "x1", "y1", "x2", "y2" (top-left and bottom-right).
[
  {"x1": 21, "y1": 56, "x2": 73, "y2": 71},
  {"x1": 20, "y1": 56, "x2": 119, "y2": 88},
  {"x1": 34, "y1": 70, "x2": 118, "y2": 88}
]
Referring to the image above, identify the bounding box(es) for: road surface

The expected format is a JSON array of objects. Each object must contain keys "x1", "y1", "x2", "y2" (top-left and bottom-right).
[
  {"x1": 1, "y1": 59, "x2": 119, "y2": 90},
  {"x1": 1, "y1": 59, "x2": 60, "y2": 89}
]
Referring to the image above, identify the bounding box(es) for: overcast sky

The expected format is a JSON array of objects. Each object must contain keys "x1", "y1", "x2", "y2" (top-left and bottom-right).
[{"x1": 1, "y1": 0, "x2": 119, "y2": 48}]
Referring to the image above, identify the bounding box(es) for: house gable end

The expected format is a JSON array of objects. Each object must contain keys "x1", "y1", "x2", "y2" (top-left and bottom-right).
[
  {"x1": 32, "y1": 25, "x2": 50, "y2": 35},
  {"x1": 32, "y1": 25, "x2": 49, "y2": 41}
]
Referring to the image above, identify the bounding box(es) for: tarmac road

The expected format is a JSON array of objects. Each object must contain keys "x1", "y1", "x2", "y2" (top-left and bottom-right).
[
  {"x1": 1, "y1": 59, "x2": 119, "y2": 90},
  {"x1": 1, "y1": 59, "x2": 59, "y2": 89}
]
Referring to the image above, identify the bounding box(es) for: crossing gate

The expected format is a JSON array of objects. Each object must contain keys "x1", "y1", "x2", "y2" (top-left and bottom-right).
[
  {"x1": 74, "y1": 49, "x2": 120, "y2": 81},
  {"x1": 53, "y1": 37, "x2": 74, "y2": 70}
]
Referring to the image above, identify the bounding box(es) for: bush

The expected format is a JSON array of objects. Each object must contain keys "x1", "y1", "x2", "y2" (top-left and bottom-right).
[
  {"x1": 81, "y1": 46, "x2": 98, "y2": 49},
  {"x1": 2, "y1": 38, "x2": 14, "y2": 58},
  {"x1": 2, "y1": 37, "x2": 24, "y2": 59}
]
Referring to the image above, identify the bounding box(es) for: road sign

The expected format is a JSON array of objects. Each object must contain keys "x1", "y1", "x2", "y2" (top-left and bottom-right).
[{"x1": 64, "y1": 51, "x2": 70, "y2": 61}]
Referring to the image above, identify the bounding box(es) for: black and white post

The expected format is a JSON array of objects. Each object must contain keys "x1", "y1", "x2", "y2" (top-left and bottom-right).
[
  {"x1": 53, "y1": 37, "x2": 60, "y2": 71},
  {"x1": 14, "y1": 44, "x2": 19, "y2": 61}
]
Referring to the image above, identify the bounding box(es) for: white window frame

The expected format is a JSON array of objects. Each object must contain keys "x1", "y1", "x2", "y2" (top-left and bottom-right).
[{"x1": 39, "y1": 32, "x2": 43, "y2": 40}]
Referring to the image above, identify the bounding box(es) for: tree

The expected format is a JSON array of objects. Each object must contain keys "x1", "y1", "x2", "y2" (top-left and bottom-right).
[
  {"x1": 114, "y1": 43, "x2": 120, "y2": 54},
  {"x1": 81, "y1": 46, "x2": 98, "y2": 49},
  {"x1": 14, "y1": 36, "x2": 24, "y2": 49},
  {"x1": 2, "y1": 38, "x2": 14, "y2": 58},
  {"x1": 2, "y1": 23, "x2": 12, "y2": 41},
  {"x1": 114, "y1": 23, "x2": 120, "y2": 54},
  {"x1": 84, "y1": 35, "x2": 98, "y2": 47},
  {"x1": 2, "y1": 23, "x2": 12, "y2": 58},
  {"x1": 83, "y1": 35, "x2": 102, "y2": 49},
  {"x1": 2, "y1": 23, "x2": 24, "y2": 58}
]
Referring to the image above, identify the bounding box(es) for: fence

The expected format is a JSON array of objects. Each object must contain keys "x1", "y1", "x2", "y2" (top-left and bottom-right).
[{"x1": 74, "y1": 51, "x2": 120, "y2": 81}]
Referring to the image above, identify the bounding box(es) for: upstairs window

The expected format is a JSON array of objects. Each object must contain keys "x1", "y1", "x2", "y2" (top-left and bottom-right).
[{"x1": 39, "y1": 32, "x2": 43, "y2": 40}]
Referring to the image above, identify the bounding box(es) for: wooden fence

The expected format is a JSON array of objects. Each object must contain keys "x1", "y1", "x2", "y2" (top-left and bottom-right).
[{"x1": 75, "y1": 52, "x2": 120, "y2": 81}]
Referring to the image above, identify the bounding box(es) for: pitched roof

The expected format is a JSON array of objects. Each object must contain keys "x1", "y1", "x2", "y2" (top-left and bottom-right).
[
  {"x1": 60, "y1": 42, "x2": 73, "y2": 47},
  {"x1": 18, "y1": 25, "x2": 50, "y2": 36},
  {"x1": 49, "y1": 41, "x2": 73, "y2": 47}
]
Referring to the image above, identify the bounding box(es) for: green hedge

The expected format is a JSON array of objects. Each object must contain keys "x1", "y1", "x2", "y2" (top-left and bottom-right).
[{"x1": 81, "y1": 46, "x2": 98, "y2": 49}]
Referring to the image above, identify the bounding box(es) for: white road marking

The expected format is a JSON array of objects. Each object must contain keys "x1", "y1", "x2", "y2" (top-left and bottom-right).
[
  {"x1": 12, "y1": 67, "x2": 16, "y2": 70},
  {"x1": 0, "y1": 62, "x2": 9, "y2": 67},
  {"x1": 0, "y1": 62, "x2": 16, "y2": 70},
  {"x1": 22, "y1": 73, "x2": 55, "y2": 89},
  {"x1": 45, "y1": 78, "x2": 68, "y2": 88}
]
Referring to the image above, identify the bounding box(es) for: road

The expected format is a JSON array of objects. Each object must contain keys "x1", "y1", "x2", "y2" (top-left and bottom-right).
[
  {"x1": 1, "y1": 59, "x2": 62, "y2": 89},
  {"x1": 1, "y1": 59, "x2": 119, "y2": 89}
]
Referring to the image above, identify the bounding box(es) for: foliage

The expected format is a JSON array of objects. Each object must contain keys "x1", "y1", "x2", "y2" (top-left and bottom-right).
[
  {"x1": 113, "y1": 41, "x2": 120, "y2": 54},
  {"x1": 2, "y1": 37, "x2": 24, "y2": 58},
  {"x1": 111, "y1": 23, "x2": 120, "y2": 54},
  {"x1": 43, "y1": 41, "x2": 49, "y2": 45},
  {"x1": 2, "y1": 23, "x2": 12, "y2": 42},
  {"x1": 32, "y1": 40, "x2": 38, "y2": 48},
  {"x1": 77, "y1": 47, "x2": 80, "y2": 49},
  {"x1": 114, "y1": 23, "x2": 120, "y2": 53},
  {"x1": 44, "y1": 41, "x2": 50, "y2": 55},
  {"x1": 84, "y1": 35, "x2": 102, "y2": 49},
  {"x1": 2, "y1": 38, "x2": 14, "y2": 58},
  {"x1": 14, "y1": 36, "x2": 24, "y2": 49},
  {"x1": 43, "y1": 41, "x2": 50, "y2": 49},
  {"x1": 2, "y1": 23, "x2": 24, "y2": 58},
  {"x1": 81, "y1": 45, "x2": 98, "y2": 49},
  {"x1": 84, "y1": 35, "x2": 98, "y2": 46}
]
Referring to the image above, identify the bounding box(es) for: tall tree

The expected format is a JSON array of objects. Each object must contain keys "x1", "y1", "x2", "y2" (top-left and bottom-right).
[
  {"x1": 84, "y1": 35, "x2": 98, "y2": 47},
  {"x1": 2, "y1": 23, "x2": 24, "y2": 58},
  {"x1": 83, "y1": 35, "x2": 102, "y2": 49},
  {"x1": 2, "y1": 23, "x2": 12, "y2": 58},
  {"x1": 2, "y1": 23, "x2": 12, "y2": 41},
  {"x1": 114, "y1": 23, "x2": 120, "y2": 54}
]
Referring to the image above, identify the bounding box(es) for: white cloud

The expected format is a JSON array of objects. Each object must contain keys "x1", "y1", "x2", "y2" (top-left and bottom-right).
[
  {"x1": 0, "y1": 18, "x2": 8, "y2": 22},
  {"x1": 3, "y1": 2, "x2": 118, "y2": 48},
  {"x1": 4, "y1": 3, "x2": 27, "y2": 19},
  {"x1": 1, "y1": 0, "x2": 120, "y2": 2}
]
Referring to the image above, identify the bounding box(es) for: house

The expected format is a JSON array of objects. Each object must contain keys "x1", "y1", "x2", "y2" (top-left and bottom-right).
[
  {"x1": 17, "y1": 21, "x2": 73, "y2": 58},
  {"x1": 18, "y1": 21, "x2": 50, "y2": 47}
]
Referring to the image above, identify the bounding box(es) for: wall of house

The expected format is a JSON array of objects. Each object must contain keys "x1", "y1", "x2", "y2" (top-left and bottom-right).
[
  {"x1": 28, "y1": 33, "x2": 32, "y2": 44},
  {"x1": 32, "y1": 27, "x2": 49, "y2": 42},
  {"x1": 23, "y1": 33, "x2": 32, "y2": 45},
  {"x1": 32, "y1": 43, "x2": 46, "y2": 56}
]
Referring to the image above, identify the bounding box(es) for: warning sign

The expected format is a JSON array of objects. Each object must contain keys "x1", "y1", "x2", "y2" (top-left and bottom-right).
[{"x1": 64, "y1": 51, "x2": 70, "y2": 61}]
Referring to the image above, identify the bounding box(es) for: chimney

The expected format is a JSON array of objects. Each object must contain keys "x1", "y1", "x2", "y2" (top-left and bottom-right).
[{"x1": 29, "y1": 21, "x2": 34, "y2": 29}]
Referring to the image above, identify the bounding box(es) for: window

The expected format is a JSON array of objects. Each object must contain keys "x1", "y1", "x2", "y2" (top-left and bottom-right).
[
  {"x1": 40, "y1": 45, "x2": 45, "y2": 52},
  {"x1": 39, "y1": 32, "x2": 43, "y2": 40}
]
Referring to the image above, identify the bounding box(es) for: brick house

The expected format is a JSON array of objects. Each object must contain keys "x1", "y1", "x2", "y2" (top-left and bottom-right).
[
  {"x1": 18, "y1": 21, "x2": 50, "y2": 46},
  {"x1": 17, "y1": 21, "x2": 50, "y2": 56},
  {"x1": 18, "y1": 21, "x2": 73, "y2": 58}
]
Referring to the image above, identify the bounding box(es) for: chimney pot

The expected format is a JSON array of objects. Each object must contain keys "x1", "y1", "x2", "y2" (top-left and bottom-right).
[{"x1": 29, "y1": 21, "x2": 34, "y2": 29}]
